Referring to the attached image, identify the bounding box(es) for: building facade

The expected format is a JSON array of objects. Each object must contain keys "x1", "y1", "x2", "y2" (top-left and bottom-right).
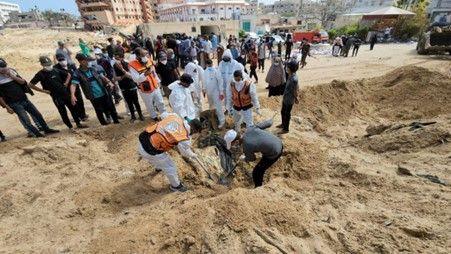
[
  {"x1": 76, "y1": 0, "x2": 155, "y2": 30},
  {"x1": 262, "y1": 0, "x2": 300, "y2": 16},
  {"x1": 428, "y1": 0, "x2": 451, "y2": 23},
  {"x1": 158, "y1": 0, "x2": 250, "y2": 22},
  {"x1": 5, "y1": 9, "x2": 46, "y2": 28},
  {"x1": 0, "y1": 1, "x2": 20, "y2": 25}
]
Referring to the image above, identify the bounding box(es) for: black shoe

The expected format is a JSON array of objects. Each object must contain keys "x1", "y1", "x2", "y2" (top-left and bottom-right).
[
  {"x1": 113, "y1": 120, "x2": 120, "y2": 124},
  {"x1": 0, "y1": 135, "x2": 6, "y2": 142},
  {"x1": 130, "y1": 118, "x2": 136, "y2": 123},
  {"x1": 276, "y1": 124, "x2": 283, "y2": 129},
  {"x1": 117, "y1": 115, "x2": 124, "y2": 120},
  {"x1": 76, "y1": 123, "x2": 88, "y2": 129},
  {"x1": 278, "y1": 130, "x2": 289, "y2": 134},
  {"x1": 152, "y1": 117, "x2": 159, "y2": 122},
  {"x1": 44, "y1": 129, "x2": 59, "y2": 134},
  {"x1": 139, "y1": 115, "x2": 145, "y2": 121},
  {"x1": 170, "y1": 183, "x2": 188, "y2": 192},
  {"x1": 81, "y1": 114, "x2": 89, "y2": 122}
]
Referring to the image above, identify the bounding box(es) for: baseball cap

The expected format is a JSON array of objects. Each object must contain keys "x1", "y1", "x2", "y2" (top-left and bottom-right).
[{"x1": 39, "y1": 56, "x2": 52, "y2": 66}]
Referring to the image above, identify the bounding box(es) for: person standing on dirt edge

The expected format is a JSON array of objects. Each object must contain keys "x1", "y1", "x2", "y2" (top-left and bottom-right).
[
  {"x1": 29, "y1": 56, "x2": 87, "y2": 130},
  {"x1": 54, "y1": 53, "x2": 89, "y2": 122},
  {"x1": 138, "y1": 113, "x2": 202, "y2": 192},
  {"x1": 129, "y1": 48, "x2": 166, "y2": 121},
  {"x1": 277, "y1": 61, "x2": 299, "y2": 134},
  {"x1": 0, "y1": 58, "x2": 59, "y2": 137},
  {"x1": 226, "y1": 121, "x2": 283, "y2": 187},
  {"x1": 72, "y1": 53, "x2": 120, "y2": 126}
]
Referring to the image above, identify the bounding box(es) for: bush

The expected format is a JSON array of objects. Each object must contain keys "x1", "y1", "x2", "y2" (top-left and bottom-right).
[
  {"x1": 238, "y1": 30, "x2": 246, "y2": 39},
  {"x1": 328, "y1": 24, "x2": 370, "y2": 40}
]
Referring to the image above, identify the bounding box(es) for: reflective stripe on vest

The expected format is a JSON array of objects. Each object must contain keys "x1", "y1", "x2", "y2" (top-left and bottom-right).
[
  {"x1": 145, "y1": 115, "x2": 190, "y2": 152},
  {"x1": 128, "y1": 59, "x2": 159, "y2": 93},
  {"x1": 231, "y1": 81, "x2": 252, "y2": 111}
]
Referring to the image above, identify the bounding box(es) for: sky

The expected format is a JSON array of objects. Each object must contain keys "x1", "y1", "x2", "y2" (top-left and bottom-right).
[
  {"x1": 4, "y1": 0, "x2": 278, "y2": 16},
  {"x1": 5, "y1": 0, "x2": 79, "y2": 15}
]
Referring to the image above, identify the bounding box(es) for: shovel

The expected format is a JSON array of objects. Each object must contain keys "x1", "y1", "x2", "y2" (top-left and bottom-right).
[{"x1": 193, "y1": 156, "x2": 216, "y2": 181}]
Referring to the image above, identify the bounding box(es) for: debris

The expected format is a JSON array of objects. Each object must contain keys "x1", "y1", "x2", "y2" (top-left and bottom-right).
[
  {"x1": 408, "y1": 121, "x2": 437, "y2": 131},
  {"x1": 417, "y1": 174, "x2": 447, "y2": 186},
  {"x1": 401, "y1": 227, "x2": 435, "y2": 239},
  {"x1": 365, "y1": 124, "x2": 392, "y2": 137},
  {"x1": 254, "y1": 228, "x2": 288, "y2": 254},
  {"x1": 384, "y1": 220, "x2": 393, "y2": 227},
  {"x1": 397, "y1": 165, "x2": 413, "y2": 176}
]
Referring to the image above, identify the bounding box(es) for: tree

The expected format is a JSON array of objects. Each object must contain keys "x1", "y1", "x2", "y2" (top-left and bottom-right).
[
  {"x1": 299, "y1": 0, "x2": 355, "y2": 28},
  {"x1": 393, "y1": 0, "x2": 429, "y2": 40}
]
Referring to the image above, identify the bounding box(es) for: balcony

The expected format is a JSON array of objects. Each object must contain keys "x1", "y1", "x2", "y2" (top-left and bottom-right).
[{"x1": 77, "y1": 1, "x2": 110, "y2": 9}]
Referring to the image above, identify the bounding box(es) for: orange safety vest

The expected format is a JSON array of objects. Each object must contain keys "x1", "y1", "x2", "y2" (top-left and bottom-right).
[
  {"x1": 128, "y1": 59, "x2": 159, "y2": 93},
  {"x1": 145, "y1": 114, "x2": 190, "y2": 152},
  {"x1": 231, "y1": 81, "x2": 253, "y2": 111}
]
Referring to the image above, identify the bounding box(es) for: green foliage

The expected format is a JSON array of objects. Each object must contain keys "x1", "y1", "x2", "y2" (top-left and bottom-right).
[
  {"x1": 238, "y1": 29, "x2": 246, "y2": 38},
  {"x1": 393, "y1": 1, "x2": 429, "y2": 40},
  {"x1": 41, "y1": 10, "x2": 75, "y2": 23},
  {"x1": 328, "y1": 23, "x2": 370, "y2": 40}
]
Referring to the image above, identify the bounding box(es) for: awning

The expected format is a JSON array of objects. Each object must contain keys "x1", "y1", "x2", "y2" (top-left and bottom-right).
[{"x1": 364, "y1": 6, "x2": 415, "y2": 16}]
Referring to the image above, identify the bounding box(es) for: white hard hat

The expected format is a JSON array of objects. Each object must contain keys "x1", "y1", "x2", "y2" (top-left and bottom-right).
[{"x1": 224, "y1": 130, "x2": 237, "y2": 150}]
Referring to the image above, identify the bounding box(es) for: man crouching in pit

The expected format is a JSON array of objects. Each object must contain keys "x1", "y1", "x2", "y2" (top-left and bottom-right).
[{"x1": 138, "y1": 112, "x2": 202, "y2": 192}]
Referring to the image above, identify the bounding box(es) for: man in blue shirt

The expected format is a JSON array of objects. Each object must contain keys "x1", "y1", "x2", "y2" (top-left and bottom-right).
[{"x1": 72, "y1": 53, "x2": 120, "y2": 125}]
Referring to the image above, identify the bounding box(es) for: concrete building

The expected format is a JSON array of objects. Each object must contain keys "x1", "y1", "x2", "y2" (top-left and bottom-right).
[
  {"x1": 5, "y1": 9, "x2": 46, "y2": 28},
  {"x1": 158, "y1": 0, "x2": 250, "y2": 22},
  {"x1": 75, "y1": 0, "x2": 155, "y2": 30},
  {"x1": 428, "y1": 0, "x2": 451, "y2": 23},
  {"x1": 0, "y1": 1, "x2": 20, "y2": 26},
  {"x1": 262, "y1": 0, "x2": 300, "y2": 16}
]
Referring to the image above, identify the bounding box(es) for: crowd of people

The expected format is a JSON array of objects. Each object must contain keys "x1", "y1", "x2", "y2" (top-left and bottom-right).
[{"x1": 0, "y1": 31, "x2": 303, "y2": 192}]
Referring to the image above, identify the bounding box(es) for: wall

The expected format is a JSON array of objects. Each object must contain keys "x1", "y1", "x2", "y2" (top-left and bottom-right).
[{"x1": 139, "y1": 20, "x2": 240, "y2": 39}]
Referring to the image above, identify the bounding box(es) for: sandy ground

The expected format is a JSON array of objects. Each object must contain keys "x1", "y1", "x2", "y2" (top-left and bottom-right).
[{"x1": 0, "y1": 29, "x2": 450, "y2": 253}]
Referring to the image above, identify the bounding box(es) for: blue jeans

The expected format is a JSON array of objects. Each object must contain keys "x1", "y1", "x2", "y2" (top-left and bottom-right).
[{"x1": 9, "y1": 99, "x2": 49, "y2": 136}]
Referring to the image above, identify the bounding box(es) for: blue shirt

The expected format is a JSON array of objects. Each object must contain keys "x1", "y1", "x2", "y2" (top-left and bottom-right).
[
  {"x1": 72, "y1": 69, "x2": 105, "y2": 99},
  {"x1": 211, "y1": 35, "x2": 218, "y2": 48}
]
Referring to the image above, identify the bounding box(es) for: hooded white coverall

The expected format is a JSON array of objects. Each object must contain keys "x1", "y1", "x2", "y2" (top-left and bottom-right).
[
  {"x1": 202, "y1": 66, "x2": 225, "y2": 127},
  {"x1": 138, "y1": 113, "x2": 196, "y2": 187},
  {"x1": 218, "y1": 49, "x2": 246, "y2": 99},
  {"x1": 129, "y1": 65, "x2": 166, "y2": 119},
  {"x1": 184, "y1": 61, "x2": 204, "y2": 117},
  {"x1": 168, "y1": 80, "x2": 197, "y2": 121},
  {"x1": 226, "y1": 80, "x2": 260, "y2": 132}
]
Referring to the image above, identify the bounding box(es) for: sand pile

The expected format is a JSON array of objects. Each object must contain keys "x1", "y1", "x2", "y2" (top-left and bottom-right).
[{"x1": 262, "y1": 66, "x2": 451, "y2": 131}]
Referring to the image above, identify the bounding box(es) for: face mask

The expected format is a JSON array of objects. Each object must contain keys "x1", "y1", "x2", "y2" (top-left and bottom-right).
[
  {"x1": 59, "y1": 60, "x2": 67, "y2": 67},
  {"x1": 222, "y1": 57, "x2": 231, "y2": 62},
  {"x1": 88, "y1": 61, "x2": 95, "y2": 68},
  {"x1": 170, "y1": 55, "x2": 175, "y2": 59},
  {"x1": 140, "y1": 56, "x2": 148, "y2": 64},
  {"x1": 160, "y1": 60, "x2": 167, "y2": 65},
  {"x1": 44, "y1": 66, "x2": 53, "y2": 71}
]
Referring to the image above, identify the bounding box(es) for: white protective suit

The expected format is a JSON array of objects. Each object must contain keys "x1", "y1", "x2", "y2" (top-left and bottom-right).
[
  {"x1": 138, "y1": 113, "x2": 196, "y2": 187},
  {"x1": 202, "y1": 66, "x2": 225, "y2": 127},
  {"x1": 218, "y1": 49, "x2": 246, "y2": 98},
  {"x1": 226, "y1": 79, "x2": 260, "y2": 132},
  {"x1": 168, "y1": 80, "x2": 197, "y2": 120},
  {"x1": 184, "y1": 61, "x2": 204, "y2": 117},
  {"x1": 129, "y1": 63, "x2": 166, "y2": 119}
]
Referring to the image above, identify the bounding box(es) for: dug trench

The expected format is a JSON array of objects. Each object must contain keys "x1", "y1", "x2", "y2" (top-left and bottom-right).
[{"x1": 0, "y1": 66, "x2": 449, "y2": 253}]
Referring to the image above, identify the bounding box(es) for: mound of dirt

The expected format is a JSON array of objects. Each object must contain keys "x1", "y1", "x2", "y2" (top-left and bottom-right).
[
  {"x1": 261, "y1": 66, "x2": 451, "y2": 131},
  {"x1": 354, "y1": 121, "x2": 450, "y2": 153}
]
